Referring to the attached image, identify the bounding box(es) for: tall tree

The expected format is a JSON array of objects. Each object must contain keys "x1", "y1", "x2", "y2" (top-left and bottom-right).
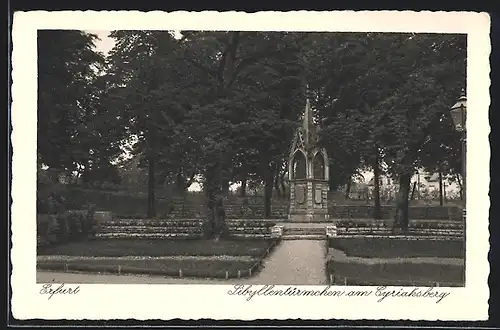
[
  {"x1": 106, "y1": 30, "x2": 197, "y2": 217},
  {"x1": 37, "y1": 30, "x2": 106, "y2": 177}
]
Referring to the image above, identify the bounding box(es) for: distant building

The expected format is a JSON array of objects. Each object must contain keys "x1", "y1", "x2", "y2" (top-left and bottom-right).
[{"x1": 362, "y1": 169, "x2": 461, "y2": 201}]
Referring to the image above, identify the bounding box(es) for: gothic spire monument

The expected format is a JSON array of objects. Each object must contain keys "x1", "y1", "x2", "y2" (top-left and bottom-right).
[{"x1": 287, "y1": 86, "x2": 330, "y2": 222}]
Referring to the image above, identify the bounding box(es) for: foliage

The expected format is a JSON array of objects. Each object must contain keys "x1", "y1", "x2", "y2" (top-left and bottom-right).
[
  {"x1": 38, "y1": 31, "x2": 466, "y2": 230},
  {"x1": 37, "y1": 30, "x2": 121, "y2": 183},
  {"x1": 37, "y1": 207, "x2": 97, "y2": 247}
]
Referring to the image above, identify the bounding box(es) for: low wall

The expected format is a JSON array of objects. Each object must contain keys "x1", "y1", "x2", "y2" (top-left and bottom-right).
[
  {"x1": 224, "y1": 219, "x2": 277, "y2": 239},
  {"x1": 332, "y1": 219, "x2": 464, "y2": 240},
  {"x1": 96, "y1": 218, "x2": 277, "y2": 240},
  {"x1": 96, "y1": 218, "x2": 205, "y2": 239}
]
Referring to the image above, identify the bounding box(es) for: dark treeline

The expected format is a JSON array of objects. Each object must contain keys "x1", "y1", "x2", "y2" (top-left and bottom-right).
[{"x1": 37, "y1": 30, "x2": 466, "y2": 232}]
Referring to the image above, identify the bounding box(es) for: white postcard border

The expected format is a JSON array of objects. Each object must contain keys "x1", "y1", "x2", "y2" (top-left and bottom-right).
[{"x1": 11, "y1": 10, "x2": 491, "y2": 321}]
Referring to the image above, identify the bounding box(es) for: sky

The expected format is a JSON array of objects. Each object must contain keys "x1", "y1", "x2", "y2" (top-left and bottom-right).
[
  {"x1": 88, "y1": 30, "x2": 115, "y2": 55},
  {"x1": 88, "y1": 30, "x2": 183, "y2": 55}
]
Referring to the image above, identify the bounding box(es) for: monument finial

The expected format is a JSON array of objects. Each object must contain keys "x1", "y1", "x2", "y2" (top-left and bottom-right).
[{"x1": 303, "y1": 84, "x2": 314, "y2": 144}]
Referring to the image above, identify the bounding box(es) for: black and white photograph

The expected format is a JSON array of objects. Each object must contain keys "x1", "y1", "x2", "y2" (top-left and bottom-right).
[{"x1": 11, "y1": 11, "x2": 490, "y2": 321}]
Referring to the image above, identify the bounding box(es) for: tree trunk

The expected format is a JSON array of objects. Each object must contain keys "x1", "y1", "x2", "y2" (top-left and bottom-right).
[
  {"x1": 204, "y1": 162, "x2": 222, "y2": 239},
  {"x1": 221, "y1": 178, "x2": 230, "y2": 196},
  {"x1": 176, "y1": 167, "x2": 184, "y2": 194},
  {"x1": 273, "y1": 163, "x2": 281, "y2": 197},
  {"x1": 147, "y1": 150, "x2": 156, "y2": 218},
  {"x1": 443, "y1": 181, "x2": 447, "y2": 202},
  {"x1": 344, "y1": 176, "x2": 352, "y2": 199},
  {"x1": 263, "y1": 162, "x2": 274, "y2": 218},
  {"x1": 240, "y1": 177, "x2": 247, "y2": 197},
  {"x1": 398, "y1": 172, "x2": 412, "y2": 230},
  {"x1": 456, "y1": 173, "x2": 463, "y2": 200},
  {"x1": 438, "y1": 168, "x2": 444, "y2": 206},
  {"x1": 373, "y1": 150, "x2": 382, "y2": 219},
  {"x1": 410, "y1": 181, "x2": 417, "y2": 200}
]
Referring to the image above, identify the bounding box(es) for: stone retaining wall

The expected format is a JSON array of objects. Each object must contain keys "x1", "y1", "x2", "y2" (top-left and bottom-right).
[
  {"x1": 330, "y1": 220, "x2": 464, "y2": 240},
  {"x1": 97, "y1": 218, "x2": 204, "y2": 239},
  {"x1": 335, "y1": 219, "x2": 464, "y2": 230},
  {"x1": 224, "y1": 219, "x2": 277, "y2": 239},
  {"x1": 96, "y1": 218, "x2": 277, "y2": 240}
]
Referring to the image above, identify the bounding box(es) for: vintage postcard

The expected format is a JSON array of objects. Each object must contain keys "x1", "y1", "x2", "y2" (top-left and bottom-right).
[{"x1": 11, "y1": 10, "x2": 490, "y2": 321}]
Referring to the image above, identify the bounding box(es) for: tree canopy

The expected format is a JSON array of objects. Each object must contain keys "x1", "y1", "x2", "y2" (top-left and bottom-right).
[{"x1": 37, "y1": 30, "x2": 466, "y2": 229}]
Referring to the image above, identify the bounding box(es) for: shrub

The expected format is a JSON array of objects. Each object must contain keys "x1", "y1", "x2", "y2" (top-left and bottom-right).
[{"x1": 38, "y1": 204, "x2": 98, "y2": 247}]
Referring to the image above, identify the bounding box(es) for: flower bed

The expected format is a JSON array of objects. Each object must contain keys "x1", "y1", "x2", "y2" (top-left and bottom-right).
[
  {"x1": 38, "y1": 238, "x2": 277, "y2": 258},
  {"x1": 37, "y1": 238, "x2": 281, "y2": 279},
  {"x1": 37, "y1": 258, "x2": 257, "y2": 279}
]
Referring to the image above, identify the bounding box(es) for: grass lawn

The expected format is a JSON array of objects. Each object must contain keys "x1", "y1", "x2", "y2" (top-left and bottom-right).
[
  {"x1": 38, "y1": 238, "x2": 276, "y2": 258},
  {"x1": 38, "y1": 258, "x2": 257, "y2": 279},
  {"x1": 329, "y1": 238, "x2": 464, "y2": 258}
]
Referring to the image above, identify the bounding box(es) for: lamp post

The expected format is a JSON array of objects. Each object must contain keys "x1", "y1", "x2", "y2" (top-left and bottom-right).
[{"x1": 450, "y1": 88, "x2": 467, "y2": 223}]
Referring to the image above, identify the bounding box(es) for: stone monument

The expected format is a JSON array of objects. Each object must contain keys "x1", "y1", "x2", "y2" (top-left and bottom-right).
[{"x1": 288, "y1": 93, "x2": 329, "y2": 222}]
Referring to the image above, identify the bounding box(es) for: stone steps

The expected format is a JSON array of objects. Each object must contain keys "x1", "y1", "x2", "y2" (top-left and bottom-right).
[
  {"x1": 281, "y1": 234, "x2": 326, "y2": 240},
  {"x1": 283, "y1": 227, "x2": 326, "y2": 235},
  {"x1": 280, "y1": 223, "x2": 328, "y2": 240},
  {"x1": 287, "y1": 218, "x2": 331, "y2": 223}
]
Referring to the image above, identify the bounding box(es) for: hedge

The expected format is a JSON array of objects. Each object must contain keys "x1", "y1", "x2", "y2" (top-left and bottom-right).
[{"x1": 37, "y1": 206, "x2": 100, "y2": 247}]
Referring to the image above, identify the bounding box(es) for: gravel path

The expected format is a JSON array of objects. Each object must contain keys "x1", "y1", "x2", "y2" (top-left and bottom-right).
[
  {"x1": 248, "y1": 240, "x2": 328, "y2": 285},
  {"x1": 37, "y1": 240, "x2": 329, "y2": 285}
]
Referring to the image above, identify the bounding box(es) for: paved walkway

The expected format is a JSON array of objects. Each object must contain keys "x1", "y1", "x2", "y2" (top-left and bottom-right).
[{"x1": 37, "y1": 240, "x2": 328, "y2": 285}]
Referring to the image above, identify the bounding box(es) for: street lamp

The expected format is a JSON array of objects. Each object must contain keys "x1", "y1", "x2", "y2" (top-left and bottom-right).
[{"x1": 450, "y1": 88, "x2": 466, "y2": 222}]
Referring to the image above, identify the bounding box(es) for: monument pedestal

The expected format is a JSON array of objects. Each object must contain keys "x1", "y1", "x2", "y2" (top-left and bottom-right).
[{"x1": 288, "y1": 179, "x2": 329, "y2": 223}]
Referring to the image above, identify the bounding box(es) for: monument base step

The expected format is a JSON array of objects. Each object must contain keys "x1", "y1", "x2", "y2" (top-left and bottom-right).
[
  {"x1": 283, "y1": 218, "x2": 334, "y2": 224},
  {"x1": 287, "y1": 217, "x2": 332, "y2": 223},
  {"x1": 281, "y1": 235, "x2": 326, "y2": 240}
]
